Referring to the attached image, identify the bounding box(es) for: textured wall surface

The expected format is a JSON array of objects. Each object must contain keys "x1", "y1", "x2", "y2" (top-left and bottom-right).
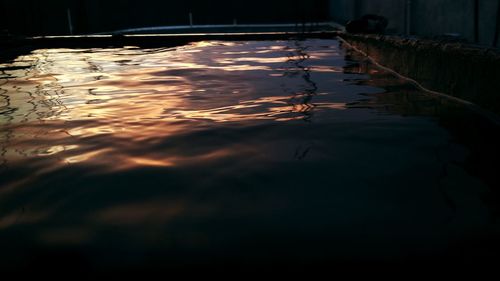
[
  {"x1": 0, "y1": 0, "x2": 329, "y2": 35},
  {"x1": 341, "y1": 33, "x2": 500, "y2": 114},
  {"x1": 330, "y1": 0, "x2": 500, "y2": 46}
]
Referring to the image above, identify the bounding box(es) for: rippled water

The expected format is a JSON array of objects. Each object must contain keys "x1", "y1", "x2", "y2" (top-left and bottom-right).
[{"x1": 0, "y1": 39, "x2": 499, "y2": 270}]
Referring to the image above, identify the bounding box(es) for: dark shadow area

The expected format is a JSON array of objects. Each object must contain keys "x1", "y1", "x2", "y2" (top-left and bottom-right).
[
  {"x1": 343, "y1": 47, "x2": 500, "y2": 218},
  {"x1": 0, "y1": 0, "x2": 330, "y2": 36}
]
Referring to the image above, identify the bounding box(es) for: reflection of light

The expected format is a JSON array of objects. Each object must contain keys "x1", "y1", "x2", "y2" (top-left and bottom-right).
[
  {"x1": 315, "y1": 103, "x2": 347, "y2": 110},
  {"x1": 64, "y1": 148, "x2": 111, "y2": 164},
  {"x1": 222, "y1": 51, "x2": 251, "y2": 55},
  {"x1": 68, "y1": 126, "x2": 117, "y2": 136},
  {"x1": 129, "y1": 157, "x2": 175, "y2": 167},
  {"x1": 191, "y1": 41, "x2": 235, "y2": 48},
  {"x1": 0, "y1": 39, "x2": 344, "y2": 169},
  {"x1": 309, "y1": 65, "x2": 343, "y2": 73},
  {"x1": 217, "y1": 65, "x2": 271, "y2": 71},
  {"x1": 216, "y1": 57, "x2": 287, "y2": 64},
  {"x1": 38, "y1": 145, "x2": 79, "y2": 156}
]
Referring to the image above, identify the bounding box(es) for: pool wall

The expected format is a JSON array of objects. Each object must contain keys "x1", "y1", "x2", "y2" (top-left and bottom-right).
[{"x1": 340, "y1": 33, "x2": 500, "y2": 115}]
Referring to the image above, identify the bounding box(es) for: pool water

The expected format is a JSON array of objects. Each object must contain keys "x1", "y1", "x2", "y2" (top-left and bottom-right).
[{"x1": 0, "y1": 39, "x2": 499, "y2": 270}]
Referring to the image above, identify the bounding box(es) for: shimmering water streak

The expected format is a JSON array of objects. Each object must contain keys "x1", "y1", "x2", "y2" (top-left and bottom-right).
[{"x1": 0, "y1": 40, "x2": 352, "y2": 170}]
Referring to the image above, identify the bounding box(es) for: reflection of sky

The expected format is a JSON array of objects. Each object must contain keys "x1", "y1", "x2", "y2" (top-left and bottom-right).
[{"x1": 0, "y1": 39, "x2": 367, "y2": 169}]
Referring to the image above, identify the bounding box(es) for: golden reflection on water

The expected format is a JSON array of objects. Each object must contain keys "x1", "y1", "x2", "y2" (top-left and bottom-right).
[
  {"x1": 0, "y1": 40, "x2": 347, "y2": 170},
  {"x1": 1, "y1": 40, "x2": 498, "y2": 263}
]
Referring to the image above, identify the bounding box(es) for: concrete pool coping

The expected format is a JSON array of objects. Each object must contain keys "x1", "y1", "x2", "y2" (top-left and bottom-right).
[
  {"x1": 1, "y1": 30, "x2": 500, "y2": 119},
  {"x1": 1, "y1": 31, "x2": 341, "y2": 49}
]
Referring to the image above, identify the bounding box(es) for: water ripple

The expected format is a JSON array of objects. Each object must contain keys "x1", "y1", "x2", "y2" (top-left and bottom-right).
[
  {"x1": 0, "y1": 40, "x2": 498, "y2": 265},
  {"x1": 0, "y1": 40, "x2": 355, "y2": 171}
]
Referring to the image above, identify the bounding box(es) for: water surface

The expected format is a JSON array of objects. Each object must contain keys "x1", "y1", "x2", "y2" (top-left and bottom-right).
[{"x1": 0, "y1": 39, "x2": 499, "y2": 270}]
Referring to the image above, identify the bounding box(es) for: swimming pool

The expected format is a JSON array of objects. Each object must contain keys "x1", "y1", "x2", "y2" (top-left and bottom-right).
[{"x1": 0, "y1": 39, "x2": 499, "y2": 271}]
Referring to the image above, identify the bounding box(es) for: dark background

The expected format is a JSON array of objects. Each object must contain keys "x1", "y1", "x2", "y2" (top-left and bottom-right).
[{"x1": 0, "y1": 0, "x2": 330, "y2": 35}]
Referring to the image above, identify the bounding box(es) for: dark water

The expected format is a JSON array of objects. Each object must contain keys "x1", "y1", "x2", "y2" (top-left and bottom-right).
[{"x1": 0, "y1": 39, "x2": 499, "y2": 272}]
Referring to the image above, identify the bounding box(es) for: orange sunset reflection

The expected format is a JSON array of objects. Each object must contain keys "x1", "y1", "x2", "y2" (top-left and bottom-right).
[{"x1": 0, "y1": 39, "x2": 345, "y2": 173}]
